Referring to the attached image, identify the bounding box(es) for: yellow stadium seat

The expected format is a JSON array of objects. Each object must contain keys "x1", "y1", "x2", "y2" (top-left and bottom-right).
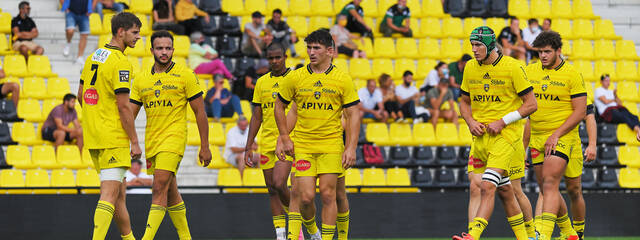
[
  {"x1": 130, "y1": 0, "x2": 152, "y2": 14},
  {"x1": 436, "y1": 123, "x2": 459, "y2": 146},
  {"x1": 389, "y1": 123, "x2": 413, "y2": 146},
  {"x1": 51, "y1": 169, "x2": 77, "y2": 194},
  {"x1": 508, "y1": 0, "x2": 530, "y2": 19},
  {"x1": 366, "y1": 122, "x2": 391, "y2": 146},
  {"x1": 571, "y1": 39, "x2": 593, "y2": 60},
  {"x1": 412, "y1": 123, "x2": 437, "y2": 146},
  {"x1": 561, "y1": 40, "x2": 572, "y2": 57},
  {"x1": 243, "y1": 168, "x2": 268, "y2": 193},
  {"x1": 42, "y1": 99, "x2": 59, "y2": 118},
  {"x1": 349, "y1": 58, "x2": 372, "y2": 79},
  {"x1": 573, "y1": 19, "x2": 594, "y2": 40},
  {"x1": 102, "y1": 13, "x2": 115, "y2": 35},
  {"x1": 416, "y1": 59, "x2": 438, "y2": 79},
  {"x1": 594, "y1": 60, "x2": 617, "y2": 81},
  {"x1": 617, "y1": 82, "x2": 638, "y2": 102},
  {"x1": 441, "y1": 38, "x2": 462, "y2": 60},
  {"x1": 46, "y1": 77, "x2": 71, "y2": 99},
  {"x1": 290, "y1": 0, "x2": 311, "y2": 16},
  {"x1": 141, "y1": 56, "x2": 154, "y2": 71},
  {"x1": 97, "y1": 34, "x2": 111, "y2": 48},
  {"x1": 359, "y1": 0, "x2": 380, "y2": 17},
  {"x1": 594, "y1": 19, "x2": 621, "y2": 40},
  {"x1": 553, "y1": 19, "x2": 574, "y2": 40},
  {"x1": 309, "y1": 16, "x2": 331, "y2": 31},
  {"x1": 396, "y1": 38, "x2": 419, "y2": 59},
  {"x1": 129, "y1": 56, "x2": 142, "y2": 74},
  {"x1": 209, "y1": 122, "x2": 226, "y2": 146},
  {"x1": 409, "y1": 18, "x2": 426, "y2": 38},
  {"x1": 173, "y1": 36, "x2": 190, "y2": 57},
  {"x1": 333, "y1": 58, "x2": 349, "y2": 75},
  {"x1": 221, "y1": 0, "x2": 245, "y2": 15},
  {"x1": 616, "y1": 60, "x2": 639, "y2": 82},
  {"x1": 372, "y1": 58, "x2": 395, "y2": 80},
  {"x1": 333, "y1": 0, "x2": 350, "y2": 14},
  {"x1": 361, "y1": 168, "x2": 387, "y2": 192},
  {"x1": 0, "y1": 34, "x2": 14, "y2": 55},
  {"x1": 419, "y1": 38, "x2": 441, "y2": 59},
  {"x1": 81, "y1": 148, "x2": 94, "y2": 168},
  {"x1": 0, "y1": 169, "x2": 30, "y2": 194},
  {"x1": 32, "y1": 145, "x2": 60, "y2": 169},
  {"x1": 217, "y1": 168, "x2": 243, "y2": 193},
  {"x1": 310, "y1": 0, "x2": 334, "y2": 16},
  {"x1": 584, "y1": 82, "x2": 594, "y2": 103},
  {"x1": 551, "y1": 0, "x2": 572, "y2": 19},
  {"x1": 27, "y1": 55, "x2": 57, "y2": 78},
  {"x1": 624, "y1": 102, "x2": 639, "y2": 116},
  {"x1": 17, "y1": 99, "x2": 44, "y2": 122},
  {"x1": 22, "y1": 77, "x2": 47, "y2": 99},
  {"x1": 619, "y1": 146, "x2": 640, "y2": 168},
  {"x1": 594, "y1": 40, "x2": 616, "y2": 60},
  {"x1": 463, "y1": 17, "x2": 484, "y2": 37},
  {"x1": 187, "y1": 122, "x2": 200, "y2": 146},
  {"x1": 241, "y1": 100, "x2": 252, "y2": 120},
  {"x1": 406, "y1": 0, "x2": 423, "y2": 18},
  {"x1": 420, "y1": 18, "x2": 442, "y2": 38},
  {"x1": 386, "y1": 168, "x2": 418, "y2": 192},
  {"x1": 57, "y1": 145, "x2": 85, "y2": 169},
  {"x1": 573, "y1": 0, "x2": 598, "y2": 19},
  {"x1": 355, "y1": 34, "x2": 375, "y2": 57},
  {"x1": 4, "y1": 55, "x2": 29, "y2": 77},
  {"x1": 267, "y1": 0, "x2": 289, "y2": 15},
  {"x1": 124, "y1": 37, "x2": 146, "y2": 57},
  {"x1": 201, "y1": 146, "x2": 232, "y2": 169},
  {"x1": 26, "y1": 169, "x2": 56, "y2": 194},
  {"x1": 617, "y1": 124, "x2": 639, "y2": 145},
  {"x1": 394, "y1": 58, "x2": 416, "y2": 79},
  {"x1": 0, "y1": 12, "x2": 12, "y2": 33},
  {"x1": 136, "y1": 14, "x2": 151, "y2": 36},
  {"x1": 344, "y1": 168, "x2": 362, "y2": 192},
  {"x1": 619, "y1": 168, "x2": 640, "y2": 188},
  {"x1": 422, "y1": 0, "x2": 446, "y2": 18},
  {"x1": 458, "y1": 124, "x2": 472, "y2": 146},
  {"x1": 442, "y1": 18, "x2": 464, "y2": 39},
  {"x1": 378, "y1": 0, "x2": 396, "y2": 16},
  {"x1": 76, "y1": 169, "x2": 100, "y2": 194},
  {"x1": 573, "y1": 60, "x2": 595, "y2": 82},
  {"x1": 6, "y1": 145, "x2": 34, "y2": 169},
  {"x1": 485, "y1": 18, "x2": 506, "y2": 34},
  {"x1": 287, "y1": 16, "x2": 308, "y2": 37},
  {"x1": 293, "y1": 40, "x2": 309, "y2": 59},
  {"x1": 373, "y1": 38, "x2": 396, "y2": 58},
  {"x1": 89, "y1": 13, "x2": 103, "y2": 35},
  {"x1": 11, "y1": 122, "x2": 39, "y2": 145},
  {"x1": 75, "y1": 103, "x2": 83, "y2": 122},
  {"x1": 616, "y1": 40, "x2": 640, "y2": 60}
]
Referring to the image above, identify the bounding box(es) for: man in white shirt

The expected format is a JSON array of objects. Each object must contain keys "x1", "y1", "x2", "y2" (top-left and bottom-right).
[
  {"x1": 224, "y1": 116, "x2": 259, "y2": 176},
  {"x1": 125, "y1": 159, "x2": 153, "y2": 194},
  {"x1": 594, "y1": 74, "x2": 640, "y2": 141},
  {"x1": 395, "y1": 71, "x2": 418, "y2": 121},
  {"x1": 421, "y1": 61, "x2": 447, "y2": 93},
  {"x1": 522, "y1": 18, "x2": 541, "y2": 61},
  {"x1": 358, "y1": 79, "x2": 387, "y2": 122}
]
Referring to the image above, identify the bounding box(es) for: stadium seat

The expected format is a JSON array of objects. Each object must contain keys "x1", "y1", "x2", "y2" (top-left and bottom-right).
[
  {"x1": 394, "y1": 59, "x2": 417, "y2": 79},
  {"x1": 581, "y1": 169, "x2": 596, "y2": 189},
  {"x1": 353, "y1": 37, "x2": 375, "y2": 58},
  {"x1": 594, "y1": 60, "x2": 617, "y2": 81},
  {"x1": 617, "y1": 124, "x2": 639, "y2": 146},
  {"x1": 458, "y1": 124, "x2": 472, "y2": 145},
  {"x1": 209, "y1": 122, "x2": 226, "y2": 146},
  {"x1": 26, "y1": 169, "x2": 55, "y2": 194},
  {"x1": 413, "y1": 123, "x2": 437, "y2": 146},
  {"x1": 594, "y1": 19, "x2": 621, "y2": 40},
  {"x1": 136, "y1": 14, "x2": 151, "y2": 36},
  {"x1": 463, "y1": 17, "x2": 484, "y2": 36},
  {"x1": 573, "y1": 19, "x2": 594, "y2": 40},
  {"x1": 344, "y1": 168, "x2": 362, "y2": 192},
  {"x1": 221, "y1": 0, "x2": 245, "y2": 15},
  {"x1": 553, "y1": 19, "x2": 574, "y2": 40},
  {"x1": 396, "y1": 38, "x2": 419, "y2": 59},
  {"x1": 4, "y1": 55, "x2": 29, "y2": 77},
  {"x1": 349, "y1": 58, "x2": 372, "y2": 79},
  {"x1": 173, "y1": 36, "x2": 190, "y2": 57},
  {"x1": 435, "y1": 146, "x2": 457, "y2": 165},
  {"x1": 124, "y1": 38, "x2": 146, "y2": 57},
  {"x1": 441, "y1": 38, "x2": 462, "y2": 60},
  {"x1": 616, "y1": 40, "x2": 640, "y2": 60},
  {"x1": 89, "y1": 14, "x2": 104, "y2": 34},
  {"x1": 6, "y1": 145, "x2": 34, "y2": 169},
  {"x1": 102, "y1": 13, "x2": 115, "y2": 34},
  {"x1": 597, "y1": 168, "x2": 619, "y2": 188},
  {"x1": 57, "y1": 145, "x2": 85, "y2": 169},
  {"x1": 455, "y1": 168, "x2": 470, "y2": 187},
  {"x1": 416, "y1": 59, "x2": 438, "y2": 79},
  {"x1": 594, "y1": 40, "x2": 616, "y2": 60},
  {"x1": 571, "y1": 40, "x2": 593, "y2": 60},
  {"x1": 485, "y1": 18, "x2": 506, "y2": 33},
  {"x1": 333, "y1": 58, "x2": 349, "y2": 75},
  {"x1": 287, "y1": 16, "x2": 308, "y2": 37},
  {"x1": 619, "y1": 168, "x2": 640, "y2": 188},
  {"x1": 308, "y1": 16, "x2": 331, "y2": 32},
  {"x1": 0, "y1": 34, "x2": 13, "y2": 55},
  {"x1": 290, "y1": 0, "x2": 311, "y2": 16},
  {"x1": 413, "y1": 146, "x2": 435, "y2": 166},
  {"x1": 0, "y1": 12, "x2": 12, "y2": 33},
  {"x1": 0, "y1": 169, "x2": 30, "y2": 194},
  {"x1": 508, "y1": 0, "x2": 530, "y2": 19},
  {"x1": 32, "y1": 145, "x2": 60, "y2": 169},
  {"x1": 22, "y1": 77, "x2": 47, "y2": 99},
  {"x1": 373, "y1": 38, "x2": 396, "y2": 58},
  {"x1": 624, "y1": 102, "x2": 639, "y2": 115},
  {"x1": 361, "y1": 168, "x2": 386, "y2": 192},
  {"x1": 389, "y1": 146, "x2": 412, "y2": 166},
  {"x1": 597, "y1": 145, "x2": 618, "y2": 165},
  {"x1": 551, "y1": 0, "x2": 572, "y2": 19},
  {"x1": 573, "y1": 0, "x2": 597, "y2": 19},
  {"x1": 217, "y1": 168, "x2": 243, "y2": 190},
  {"x1": 422, "y1": 0, "x2": 446, "y2": 18},
  {"x1": 130, "y1": 0, "x2": 152, "y2": 13},
  {"x1": 187, "y1": 122, "x2": 201, "y2": 146},
  {"x1": 616, "y1": 82, "x2": 638, "y2": 102},
  {"x1": 389, "y1": 123, "x2": 413, "y2": 146},
  {"x1": 457, "y1": 146, "x2": 471, "y2": 165},
  {"x1": 597, "y1": 123, "x2": 617, "y2": 144},
  {"x1": 418, "y1": 38, "x2": 441, "y2": 60},
  {"x1": 434, "y1": 168, "x2": 457, "y2": 187},
  {"x1": 618, "y1": 146, "x2": 640, "y2": 168},
  {"x1": 420, "y1": 18, "x2": 443, "y2": 39},
  {"x1": 27, "y1": 56, "x2": 57, "y2": 78},
  {"x1": 46, "y1": 77, "x2": 71, "y2": 99},
  {"x1": 372, "y1": 58, "x2": 395, "y2": 79},
  {"x1": 616, "y1": 60, "x2": 639, "y2": 82},
  {"x1": 51, "y1": 169, "x2": 76, "y2": 194},
  {"x1": 81, "y1": 148, "x2": 94, "y2": 168},
  {"x1": 310, "y1": 0, "x2": 334, "y2": 16},
  {"x1": 267, "y1": 0, "x2": 289, "y2": 15},
  {"x1": 573, "y1": 60, "x2": 596, "y2": 82},
  {"x1": 411, "y1": 167, "x2": 432, "y2": 187},
  {"x1": 76, "y1": 169, "x2": 100, "y2": 194},
  {"x1": 43, "y1": 99, "x2": 59, "y2": 118},
  {"x1": 292, "y1": 40, "x2": 308, "y2": 59},
  {"x1": 242, "y1": 168, "x2": 267, "y2": 193},
  {"x1": 561, "y1": 40, "x2": 572, "y2": 57},
  {"x1": 405, "y1": 0, "x2": 422, "y2": 18},
  {"x1": 378, "y1": 0, "x2": 396, "y2": 16},
  {"x1": 17, "y1": 99, "x2": 43, "y2": 122},
  {"x1": 386, "y1": 168, "x2": 419, "y2": 192},
  {"x1": 11, "y1": 122, "x2": 39, "y2": 145},
  {"x1": 435, "y1": 123, "x2": 459, "y2": 146},
  {"x1": 366, "y1": 123, "x2": 391, "y2": 146},
  {"x1": 442, "y1": 18, "x2": 464, "y2": 39}
]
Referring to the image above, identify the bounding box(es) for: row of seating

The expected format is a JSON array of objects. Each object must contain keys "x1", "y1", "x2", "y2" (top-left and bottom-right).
[
  {"x1": 1, "y1": 55, "x2": 57, "y2": 78},
  {"x1": 2, "y1": 77, "x2": 71, "y2": 100},
  {"x1": 508, "y1": 0, "x2": 598, "y2": 20},
  {"x1": 367, "y1": 122, "x2": 468, "y2": 146},
  {"x1": 4, "y1": 145, "x2": 89, "y2": 169},
  {"x1": 15, "y1": 99, "x2": 81, "y2": 123},
  {"x1": 0, "y1": 169, "x2": 99, "y2": 194}
]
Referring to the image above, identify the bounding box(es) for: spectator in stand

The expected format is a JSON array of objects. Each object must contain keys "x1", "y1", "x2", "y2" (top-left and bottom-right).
[
  {"x1": 331, "y1": 14, "x2": 367, "y2": 58},
  {"x1": 337, "y1": 0, "x2": 373, "y2": 40},
  {"x1": 498, "y1": 18, "x2": 526, "y2": 61},
  {"x1": 125, "y1": 159, "x2": 153, "y2": 194},
  {"x1": 12, "y1": 1, "x2": 44, "y2": 62},
  {"x1": 93, "y1": 0, "x2": 125, "y2": 19},
  {"x1": 240, "y1": 66, "x2": 259, "y2": 100},
  {"x1": 448, "y1": 54, "x2": 471, "y2": 101},
  {"x1": 205, "y1": 74, "x2": 244, "y2": 121},
  {"x1": 175, "y1": 0, "x2": 210, "y2": 36},
  {"x1": 60, "y1": 0, "x2": 91, "y2": 65},
  {"x1": 242, "y1": 11, "x2": 272, "y2": 57},
  {"x1": 358, "y1": 79, "x2": 388, "y2": 122},
  {"x1": 594, "y1": 74, "x2": 640, "y2": 141},
  {"x1": 189, "y1": 31, "x2": 234, "y2": 79},
  {"x1": 542, "y1": 18, "x2": 552, "y2": 31},
  {"x1": 522, "y1": 18, "x2": 542, "y2": 61},
  {"x1": 0, "y1": 67, "x2": 19, "y2": 109},
  {"x1": 266, "y1": 9, "x2": 297, "y2": 57},
  {"x1": 396, "y1": 71, "x2": 419, "y2": 123},
  {"x1": 41, "y1": 94, "x2": 82, "y2": 151},
  {"x1": 422, "y1": 78, "x2": 459, "y2": 128},
  {"x1": 152, "y1": 0, "x2": 185, "y2": 35},
  {"x1": 420, "y1": 61, "x2": 447, "y2": 93},
  {"x1": 379, "y1": 0, "x2": 412, "y2": 37},
  {"x1": 224, "y1": 116, "x2": 259, "y2": 177},
  {"x1": 379, "y1": 73, "x2": 403, "y2": 122}
]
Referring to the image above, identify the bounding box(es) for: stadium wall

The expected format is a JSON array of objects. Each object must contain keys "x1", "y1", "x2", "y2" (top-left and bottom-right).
[{"x1": 0, "y1": 192, "x2": 638, "y2": 239}]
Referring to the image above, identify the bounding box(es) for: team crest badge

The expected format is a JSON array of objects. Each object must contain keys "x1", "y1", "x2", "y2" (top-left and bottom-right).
[
  {"x1": 314, "y1": 91, "x2": 321, "y2": 99},
  {"x1": 542, "y1": 84, "x2": 548, "y2": 91},
  {"x1": 483, "y1": 84, "x2": 490, "y2": 92},
  {"x1": 155, "y1": 90, "x2": 161, "y2": 98},
  {"x1": 272, "y1": 92, "x2": 278, "y2": 99}
]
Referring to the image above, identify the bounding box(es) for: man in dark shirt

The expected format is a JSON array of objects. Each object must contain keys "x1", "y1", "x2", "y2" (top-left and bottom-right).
[
  {"x1": 205, "y1": 74, "x2": 244, "y2": 121},
  {"x1": 41, "y1": 94, "x2": 82, "y2": 151},
  {"x1": 498, "y1": 18, "x2": 526, "y2": 61},
  {"x1": 448, "y1": 54, "x2": 471, "y2": 101},
  {"x1": 266, "y1": 9, "x2": 297, "y2": 57},
  {"x1": 338, "y1": 0, "x2": 373, "y2": 39},
  {"x1": 379, "y1": 0, "x2": 411, "y2": 37},
  {"x1": 60, "y1": 0, "x2": 92, "y2": 65},
  {"x1": 152, "y1": 0, "x2": 186, "y2": 35},
  {"x1": 11, "y1": 1, "x2": 44, "y2": 62}
]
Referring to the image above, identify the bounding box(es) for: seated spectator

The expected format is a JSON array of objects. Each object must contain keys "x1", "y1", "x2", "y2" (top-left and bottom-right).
[
  {"x1": 542, "y1": 18, "x2": 552, "y2": 31},
  {"x1": 205, "y1": 74, "x2": 244, "y2": 121},
  {"x1": 331, "y1": 14, "x2": 366, "y2": 58},
  {"x1": 395, "y1": 71, "x2": 419, "y2": 123},
  {"x1": 224, "y1": 116, "x2": 259, "y2": 177},
  {"x1": 421, "y1": 78, "x2": 459, "y2": 128},
  {"x1": 93, "y1": 0, "x2": 124, "y2": 19},
  {"x1": 595, "y1": 74, "x2": 640, "y2": 141},
  {"x1": 420, "y1": 61, "x2": 447, "y2": 93},
  {"x1": 41, "y1": 94, "x2": 82, "y2": 151},
  {"x1": 522, "y1": 18, "x2": 542, "y2": 61},
  {"x1": 0, "y1": 66, "x2": 19, "y2": 109},
  {"x1": 498, "y1": 18, "x2": 526, "y2": 61},
  {"x1": 358, "y1": 79, "x2": 388, "y2": 122},
  {"x1": 448, "y1": 54, "x2": 471, "y2": 101},
  {"x1": 175, "y1": 0, "x2": 210, "y2": 36},
  {"x1": 12, "y1": 1, "x2": 44, "y2": 62},
  {"x1": 379, "y1": 0, "x2": 412, "y2": 37},
  {"x1": 125, "y1": 159, "x2": 153, "y2": 194},
  {"x1": 266, "y1": 9, "x2": 297, "y2": 57},
  {"x1": 378, "y1": 73, "x2": 403, "y2": 122},
  {"x1": 153, "y1": 0, "x2": 185, "y2": 35},
  {"x1": 189, "y1": 31, "x2": 234, "y2": 79},
  {"x1": 242, "y1": 11, "x2": 272, "y2": 57},
  {"x1": 337, "y1": 0, "x2": 373, "y2": 40}
]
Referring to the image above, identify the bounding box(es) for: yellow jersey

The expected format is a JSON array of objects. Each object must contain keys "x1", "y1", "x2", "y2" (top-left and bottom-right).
[
  {"x1": 525, "y1": 60, "x2": 587, "y2": 133},
  {"x1": 80, "y1": 44, "x2": 133, "y2": 149},
  {"x1": 252, "y1": 68, "x2": 292, "y2": 152},
  {"x1": 278, "y1": 64, "x2": 360, "y2": 154},
  {"x1": 461, "y1": 54, "x2": 533, "y2": 125},
  {"x1": 130, "y1": 61, "x2": 203, "y2": 158}
]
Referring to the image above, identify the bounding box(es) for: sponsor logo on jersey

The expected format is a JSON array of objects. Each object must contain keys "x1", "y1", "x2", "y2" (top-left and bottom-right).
[
  {"x1": 509, "y1": 166, "x2": 523, "y2": 176},
  {"x1": 534, "y1": 93, "x2": 560, "y2": 101},
  {"x1": 314, "y1": 80, "x2": 323, "y2": 87},
  {"x1": 162, "y1": 85, "x2": 178, "y2": 90},
  {"x1": 550, "y1": 81, "x2": 566, "y2": 87},
  {"x1": 119, "y1": 70, "x2": 130, "y2": 82},
  {"x1": 531, "y1": 148, "x2": 540, "y2": 159},
  {"x1": 314, "y1": 91, "x2": 321, "y2": 99},
  {"x1": 145, "y1": 100, "x2": 173, "y2": 108},
  {"x1": 473, "y1": 95, "x2": 502, "y2": 102},
  {"x1": 469, "y1": 79, "x2": 482, "y2": 84},
  {"x1": 483, "y1": 73, "x2": 491, "y2": 79},
  {"x1": 260, "y1": 155, "x2": 270, "y2": 165},
  {"x1": 300, "y1": 102, "x2": 334, "y2": 110},
  {"x1": 322, "y1": 88, "x2": 336, "y2": 94},
  {"x1": 491, "y1": 79, "x2": 505, "y2": 85},
  {"x1": 484, "y1": 84, "x2": 490, "y2": 92},
  {"x1": 91, "y1": 48, "x2": 111, "y2": 63},
  {"x1": 147, "y1": 160, "x2": 152, "y2": 169},
  {"x1": 84, "y1": 88, "x2": 99, "y2": 105},
  {"x1": 296, "y1": 159, "x2": 311, "y2": 171},
  {"x1": 262, "y1": 102, "x2": 275, "y2": 109}
]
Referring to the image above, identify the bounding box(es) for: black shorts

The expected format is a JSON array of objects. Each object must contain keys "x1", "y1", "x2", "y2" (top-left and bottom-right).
[
  {"x1": 337, "y1": 45, "x2": 355, "y2": 56},
  {"x1": 42, "y1": 127, "x2": 71, "y2": 142}
]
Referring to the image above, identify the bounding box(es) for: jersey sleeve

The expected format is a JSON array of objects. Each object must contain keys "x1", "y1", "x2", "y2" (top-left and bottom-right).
[
  {"x1": 569, "y1": 71, "x2": 587, "y2": 98},
  {"x1": 460, "y1": 66, "x2": 470, "y2": 96},
  {"x1": 341, "y1": 74, "x2": 360, "y2": 108},
  {"x1": 185, "y1": 71, "x2": 204, "y2": 101},
  {"x1": 129, "y1": 77, "x2": 143, "y2": 106},
  {"x1": 252, "y1": 76, "x2": 264, "y2": 106},
  {"x1": 112, "y1": 58, "x2": 132, "y2": 94},
  {"x1": 277, "y1": 71, "x2": 296, "y2": 105},
  {"x1": 512, "y1": 63, "x2": 533, "y2": 96}
]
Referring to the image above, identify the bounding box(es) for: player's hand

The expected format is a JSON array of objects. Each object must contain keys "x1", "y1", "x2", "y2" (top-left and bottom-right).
[
  {"x1": 486, "y1": 119, "x2": 506, "y2": 135},
  {"x1": 467, "y1": 119, "x2": 486, "y2": 137},
  {"x1": 244, "y1": 149, "x2": 255, "y2": 167},
  {"x1": 198, "y1": 145, "x2": 212, "y2": 167},
  {"x1": 130, "y1": 143, "x2": 142, "y2": 160},
  {"x1": 544, "y1": 134, "x2": 559, "y2": 160},
  {"x1": 276, "y1": 135, "x2": 294, "y2": 161},
  {"x1": 342, "y1": 148, "x2": 356, "y2": 169},
  {"x1": 584, "y1": 144, "x2": 596, "y2": 162}
]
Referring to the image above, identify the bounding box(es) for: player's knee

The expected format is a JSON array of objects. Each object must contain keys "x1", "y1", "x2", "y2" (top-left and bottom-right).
[
  {"x1": 320, "y1": 189, "x2": 336, "y2": 205},
  {"x1": 300, "y1": 192, "x2": 315, "y2": 206},
  {"x1": 566, "y1": 182, "x2": 582, "y2": 199}
]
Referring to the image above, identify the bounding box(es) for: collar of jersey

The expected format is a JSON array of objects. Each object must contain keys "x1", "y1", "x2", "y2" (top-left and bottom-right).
[
  {"x1": 104, "y1": 44, "x2": 123, "y2": 52},
  {"x1": 540, "y1": 59, "x2": 565, "y2": 71},
  {"x1": 151, "y1": 61, "x2": 175, "y2": 75},
  {"x1": 271, "y1": 67, "x2": 291, "y2": 77},
  {"x1": 306, "y1": 64, "x2": 334, "y2": 75},
  {"x1": 478, "y1": 53, "x2": 503, "y2": 66}
]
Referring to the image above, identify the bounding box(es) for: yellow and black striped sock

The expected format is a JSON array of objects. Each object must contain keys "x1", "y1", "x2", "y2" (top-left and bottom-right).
[
  {"x1": 337, "y1": 211, "x2": 350, "y2": 240},
  {"x1": 93, "y1": 200, "x2": 115, "y2": 240},
  {"x1": 273, "y1": 215, "x2": 286, "y2": 229},
  {"x1": 469, "y1": 217, "x2": 488, "y2": 239},
  {"x1": 540, "y1": 213, "x2": 557, "y2": 239},
  {"x1": 321, "y1": 224, "x2": 336, "y2": 240},
  {"x1": 468, "y1": 221, "x2": 474, "y2": 232},
  {"x1": 524, "y1": 218, "x2": 536, "y2": 238},
  {"x1": 534, "y1": 215, "x2": 543, "y2": 235},
  {"x1": 287, "y1": 212, "x2": 303, "y2": 240},
  {"x1": 142, "y1": 204, "x2": 166, "y2": 240},
  {"x1": 557, "y1": 214, "x2": 577, "y2": 237},
  {"x1": 302, "y1": 216, "x2": 319, "y2": 235},
  {"x1": 573, "y1": 220, "x2": 585, "y2": 239},
  {"x1": 507, "y1": 213, "x2": 529, "y2": 240},
  {"x1": 168, "y1": 202, "x2": 191, "y2": 240},
  {"x1": 121, "y1": 231, "x2": 136, "y2": 240}
]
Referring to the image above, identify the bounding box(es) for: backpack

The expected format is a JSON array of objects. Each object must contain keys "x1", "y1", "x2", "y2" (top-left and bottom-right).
[{"x1": 363, "y1": 144, "x2": 384, "y2": 165}]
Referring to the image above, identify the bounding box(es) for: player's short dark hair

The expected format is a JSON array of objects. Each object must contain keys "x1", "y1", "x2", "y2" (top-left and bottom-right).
[
  {"x1": 150, "y1": 30, "x2": 174, "y2": 48},
  {"x1": 266, "y1": 42, "x2": 286, "y2": 54},
  {"x1": 435, "y1": 61, "x2": 446, "y2": 70},
  {"x1": 403, "y1": 70, "x2": 413, "y2": 77},
  {"x1": 131, "y1": 159, "x2": 142, "y2": 165},
  {"x1": 305, "y1": 29, "x2": 334, "y2": 48},
  {"x1": 273, "y1": 8, "x2": 282, "y2": 15},
  {"x1": 18, "y1": 1, "x2": 29, "y2": 9},
  {"x1": 544, "y1": 18, "x2": 552, "y2": 25},
  {"x1": 532, "y1": 30, "x2": 563, "y2": 50},
  {"x1": 63, "y1": 93, "x2": 76, "y2": 102},
  {"x1": 111, "y1": 12, "x2": 142, "y2": 36},
  {"x1": 528, "y1": 18, "x2": 538, "y2": 25}
]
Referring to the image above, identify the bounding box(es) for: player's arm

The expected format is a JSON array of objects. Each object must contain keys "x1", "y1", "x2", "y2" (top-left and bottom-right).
[
  {"x1": 584, "y1": 110, "x2": 597, "y2": 162},
  {"x1": 54, "y1": 118, "x2": 73, "y2": 132},
  {"x1": 116, "y1": 93, "x2": 141, "y2": 160},
  {"x1": 275, "y1": 96, "x2": 293, "y2": 160},
  {"x1": 77, "y1": 83, "x2": 83, "y2": 107},
  {"x1": 245, "y1": 104, "x2": 263, "y2": 167},
  {"x1": 343, "y1": 103, "x2": 361, "y2": 169},
  {"x1": 523, "y1": 118, "x2": 531, "y2": 149},
  {"x1": 348, "y1": 8, "x2": 368, "y2": 29},
  {"x1": 286, "y1": 102, "x2": 297, "y2": 134},
  {"x1": 138, "y1": 177, "x2": 153, "y2": 186}
]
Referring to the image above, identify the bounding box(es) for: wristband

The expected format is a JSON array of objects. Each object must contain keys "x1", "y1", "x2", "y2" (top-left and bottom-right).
[{"x1": 502, "y1": 110, "x2": 523, "y2": 125}]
